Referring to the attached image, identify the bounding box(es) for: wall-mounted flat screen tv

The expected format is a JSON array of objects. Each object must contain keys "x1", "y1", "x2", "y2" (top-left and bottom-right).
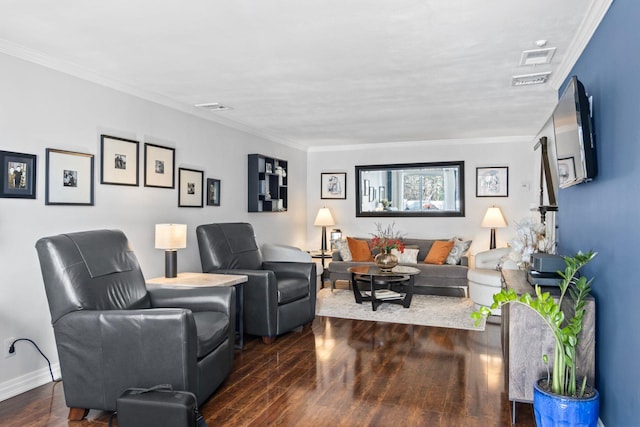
[{"x1": 552, "y1": 76, "x2": 597, "y2": 188}]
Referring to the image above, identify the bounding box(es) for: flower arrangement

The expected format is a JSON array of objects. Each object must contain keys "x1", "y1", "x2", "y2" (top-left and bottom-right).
[
  {"x1": 508, "y1": 217, "x2": 554, "y2": 268},
  {"x1": 369, "y1": 222, "x2": 405, "y2": 253}
]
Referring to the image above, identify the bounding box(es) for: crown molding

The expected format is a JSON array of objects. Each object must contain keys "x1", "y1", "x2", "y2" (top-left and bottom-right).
[
  {"x1": 549, "y1": 0, "x2": 614, "y2": 89},
  {"x1": 0, "y1": 39, "x2": 307, "y2": 152},
  {"x1": 307, "y1": 135, "x2": 534, "y2": 153}
]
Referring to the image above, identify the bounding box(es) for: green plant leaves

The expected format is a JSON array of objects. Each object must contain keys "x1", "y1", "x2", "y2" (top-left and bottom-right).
[{"x1": 470, "y1": 250, "x2": 597, "y2": 397}]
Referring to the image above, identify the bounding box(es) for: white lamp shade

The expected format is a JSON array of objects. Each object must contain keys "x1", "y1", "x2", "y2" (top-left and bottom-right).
[
  {"x1": 481, "y1": 207, "x2": 507, "y2": 228},
  {"x1": 314, "y1": 207, "x2": 335, "y2": 227},
  {"x1": 155, "y1": 224, "x2": 187, "y2": 249}
]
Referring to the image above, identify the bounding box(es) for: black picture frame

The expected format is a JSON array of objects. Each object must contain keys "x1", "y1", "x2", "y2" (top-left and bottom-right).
[
  {"x1": 100, "y1": 135, "x2": 139, "y2": 186},
  {"x1": 0, "y1": 150, "x2": 37, "y2": 199},
  {"x1": 207, "y1": 178, "x2": 221, "y2": 206},
  {"x1": 178, "y1": 167, "x2": 203, "y2": 207},
  {"x1": 45, "y1": 148, "x2": 95, "y2": 206},
  {"x1": 144, "y1": 143, "x2": 175, "y2": 188},
  {"x1": 320, "y1": 172, "x2": 347, "y2": 199},
  {"x1": 355, "y1": 161, "x2": 465, "y2": 217},
  {"x1": 476, "y1": 166, "x2": 509, "y2": 197}
]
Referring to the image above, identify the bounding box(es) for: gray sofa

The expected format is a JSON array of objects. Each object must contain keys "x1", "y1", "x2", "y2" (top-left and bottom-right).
[{"x1": 327, "y1": 238, "x2": 469, "y2": 297}]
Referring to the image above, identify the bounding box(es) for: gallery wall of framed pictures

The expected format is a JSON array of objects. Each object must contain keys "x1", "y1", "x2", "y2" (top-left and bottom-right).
[{"x1": 1, "y1": 132, "x2": 224, "y2": 208}]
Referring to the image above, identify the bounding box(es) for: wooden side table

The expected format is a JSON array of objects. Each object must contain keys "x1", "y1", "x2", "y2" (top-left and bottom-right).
[{"x1": 146, "y1": 272, "x2": 248, "y2": 349}]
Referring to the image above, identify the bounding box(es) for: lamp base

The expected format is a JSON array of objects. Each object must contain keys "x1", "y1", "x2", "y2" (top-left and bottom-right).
[
  {"x1": 489, "y1": 228, "x2": 497, "y2": 250},
  {"x1": 165, "y1": 250, "x2": 177, "y2": 278}
]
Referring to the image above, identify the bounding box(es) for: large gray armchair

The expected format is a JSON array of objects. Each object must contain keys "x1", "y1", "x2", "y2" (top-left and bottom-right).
[
  {"x1": 35, "y1": 229, "x2": 235, "y2": 420},
  {"x1": 196, "y1": 223, "x2": 316, "y2": 344}
]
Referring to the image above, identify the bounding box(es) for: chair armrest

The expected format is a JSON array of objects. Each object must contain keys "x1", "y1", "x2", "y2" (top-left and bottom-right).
[
  {"x1": 475, "y1": 247, "x2": 512, "y2": 269},
  {"x1": 148, "y1": 286, "x2": 235, "y2": 317},
  {"x1": 54, "y1": 308, "x2": 198, "y2": 410},
  {"x1": 212, "y1": 269, "x2": 278, "y2": 336},
  {"x1": 262, "y1": 261, "x2": 316, "y2": 283}
]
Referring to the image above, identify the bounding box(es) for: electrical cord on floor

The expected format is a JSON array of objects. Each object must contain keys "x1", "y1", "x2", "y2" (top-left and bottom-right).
[{"x1": 9, "y1": 338, "x2": 61, "y2": 383}]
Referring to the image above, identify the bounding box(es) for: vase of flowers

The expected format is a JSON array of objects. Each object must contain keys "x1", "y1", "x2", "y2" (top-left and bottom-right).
[
  {"x1": 369, "y1": 223, "x2": 405, "y2": 271},
  {"x1": 509, "y1": 217, "x2": 554, "y2": 269}
]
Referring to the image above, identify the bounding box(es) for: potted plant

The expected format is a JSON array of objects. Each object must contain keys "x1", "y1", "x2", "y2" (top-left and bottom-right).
[{"x1": 472, "y1": 251, "x2": 599, "y2": 426}]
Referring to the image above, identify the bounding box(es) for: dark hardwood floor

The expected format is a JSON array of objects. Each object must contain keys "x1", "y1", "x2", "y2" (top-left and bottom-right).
[{"x1": 0, "y1": 316, "x2": 536, "y2": 426}]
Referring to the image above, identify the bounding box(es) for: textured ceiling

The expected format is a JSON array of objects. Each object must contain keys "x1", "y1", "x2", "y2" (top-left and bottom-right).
[{"x1": 0, "y1": 0, "x2": 610, "y2": 149}]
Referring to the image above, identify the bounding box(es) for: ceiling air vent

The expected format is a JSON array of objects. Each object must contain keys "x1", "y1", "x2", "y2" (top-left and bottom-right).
[
  {"x1": 519, "y1": 48, "x2": 556, "y2": 66},
  {"x1": 195, "y1": 102, "x2": 232, "y2": 111},
  {"x1": 512, "y1": 72, "x2": 552, "y2": 86}
]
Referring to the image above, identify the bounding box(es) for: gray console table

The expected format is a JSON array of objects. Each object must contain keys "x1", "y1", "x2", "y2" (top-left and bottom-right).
[{"x1": 500, "y1": 269, "x2": 596, "y2": 424}]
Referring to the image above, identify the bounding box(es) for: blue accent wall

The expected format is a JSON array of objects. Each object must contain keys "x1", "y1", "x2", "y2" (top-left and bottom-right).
[{"x1": 557, "y1": 1, "x2": 640, "y2": 425}]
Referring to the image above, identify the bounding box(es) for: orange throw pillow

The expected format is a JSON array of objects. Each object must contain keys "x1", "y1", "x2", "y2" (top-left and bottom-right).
[
  {"x1": 424, "y1": 241, "x2": 455, "y2": 265},
  {"x1": 347, "y1": 237, "x2": 373, "y2": 262}
]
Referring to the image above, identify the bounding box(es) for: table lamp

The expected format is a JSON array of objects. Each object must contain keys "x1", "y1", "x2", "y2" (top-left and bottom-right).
[
  {"x1": 155, "y1": 224, "x2": 187, "y2": 278},
  {"x1": 314, "y1": 207, "x2": 335, "y2": 253},
  {"x1": 481, "y1": 206, "x2": 507, "y2": 249}
]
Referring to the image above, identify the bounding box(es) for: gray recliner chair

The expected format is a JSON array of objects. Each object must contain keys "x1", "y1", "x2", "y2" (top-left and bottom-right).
[
  {"x1": 35, "y1": 229, "x2": 235, "y2": 420},
  {"x1": 196, "y1": 223, "x2": 316, "y2": 344}
]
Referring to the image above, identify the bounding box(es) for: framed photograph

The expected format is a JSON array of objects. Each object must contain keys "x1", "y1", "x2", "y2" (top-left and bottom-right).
[
  {"x1": 144, "y1": 143, "x2": 175, "y2": 188},
  {"x1": 557, "y1": 157, "x2": 576, "y2": 186},
  {"x1": 207, "y1": 178, "x2": 221, "y2": 206},
  {"x1": 178, "y1": 167, "x2": 203, "y2": 207},
  {"x1": 321, "y1": 172, "x2": 346, "y2": 199},
  {"x1": 46, "y1": 148, "x2": 94, "y2": 205},
  {"x1": 476, "y1": 166, "x2": 509, "y2": 197},
  {"x1": 1, "y1": 150, "x2": 37, "y2": 199},
  {"x1": 100, "y1": 135, "x2": 139, "y2": 186},
  {"x1": 368, "y1": 187, "x2": 376, "y2": 202}
]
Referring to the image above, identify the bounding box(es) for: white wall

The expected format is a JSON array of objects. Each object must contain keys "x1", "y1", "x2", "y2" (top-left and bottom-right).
[
  {"x1": 0, "y1": 53, "x2": 308, "y2": 400},
  {"x1": 306, "y1": 139, "x2": 538, "y2": 256},
  {"x1": 0, "y1": 50, "x2": 543, "y2": 402}
]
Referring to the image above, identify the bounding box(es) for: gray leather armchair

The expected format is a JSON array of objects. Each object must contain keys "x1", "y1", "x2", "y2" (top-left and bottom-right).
[
  {"x1": 35, "y1": 229, "x2": 235, "y2": 420},
  {"x1": 196, "y1": 223, "x2": 316, "y2": 344}
]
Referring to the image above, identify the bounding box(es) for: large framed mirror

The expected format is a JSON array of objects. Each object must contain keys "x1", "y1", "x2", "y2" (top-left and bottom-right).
[{"x1": 355, "y1": 161, "x2": 465, "y2": 217}]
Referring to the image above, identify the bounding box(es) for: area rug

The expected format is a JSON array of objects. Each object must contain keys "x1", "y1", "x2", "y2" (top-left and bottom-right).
[{"x1": 316, "y1": 288, "x2": 485, "y2": 331}]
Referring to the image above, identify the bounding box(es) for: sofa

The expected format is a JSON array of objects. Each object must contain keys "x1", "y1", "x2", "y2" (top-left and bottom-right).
[{"x1": 327, "y1": 237, "x2": 470, "y2": 297}]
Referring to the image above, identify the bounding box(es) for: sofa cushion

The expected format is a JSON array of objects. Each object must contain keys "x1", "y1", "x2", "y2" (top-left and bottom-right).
[
  {"x1": 347, "y1": 237, "x2": 373, "y2": 261},
  {"x1": 277, "y1": 277, "x2": 309, "y2": 304},
  {"x1": 392, "y1": 248, "x2": 419, "y2": 264},
  {"x1": 446, "y1": 237, "x2": 472, "y2": 265},
  {"x1": 193, "y1": 311, "x2": 229, "y2": 359},
  {"x1": 424, "y1": 241, "x2": 454, "y2": 265},
  {"x1": 334, "y1": 238, "x2": 352, "y2": 262}
]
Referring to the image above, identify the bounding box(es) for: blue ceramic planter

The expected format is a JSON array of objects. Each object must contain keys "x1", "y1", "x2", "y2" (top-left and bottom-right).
[{"x1": 533, "y1": 379, "x2": 599, "y2": 427}]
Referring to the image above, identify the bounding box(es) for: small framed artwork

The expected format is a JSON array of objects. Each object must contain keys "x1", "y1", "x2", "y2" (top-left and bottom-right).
[
  {"x1": 368, "y1": 187, "x2": 376, "y2": 202},
  {"x1": 144, "y1": 143, "x2": 175, "y2": 188},
  {"x1": 46, "y1": 148, "x2": 94, "y2": 205},
  {"x1": 178, "y1": 167, "x2": 203, "y2": 207},
  {"x1": 476, "y1": 166, "x2": 509, "y2": 197},
  {"x1": 321, "y1": 172, "x2": 347, "y2": 199},
  {"x1": 207, "y1": 178, "x2": 221, "y2": 206},
  {"x1": 0, "y1": 150, "x2": 37, "y2": 199},
  {"x1": 100, "y1": 135, "x2": 139, "y2": 186},
  {"x1": 557, "y1": 157, "x2": 576, "y2": 186}
]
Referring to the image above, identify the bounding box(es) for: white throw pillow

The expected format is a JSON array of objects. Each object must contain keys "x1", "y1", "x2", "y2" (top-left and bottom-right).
[
  {"x1": 446, "y1": 237, "x2": 472, "y2": 265},
  {"x1": 334, "y1": 238, "x2": 352, "y2": 262},
  {"x1": 391, "y1": 248, "x2": 419, "y2": 264}
]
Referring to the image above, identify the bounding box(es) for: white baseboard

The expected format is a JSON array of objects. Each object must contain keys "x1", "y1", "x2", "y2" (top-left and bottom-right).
[{"x1": 0, "y1": 364, "x2": 61, "y2": 402}]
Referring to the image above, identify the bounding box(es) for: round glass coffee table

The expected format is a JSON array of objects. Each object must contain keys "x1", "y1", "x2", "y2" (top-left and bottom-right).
[{"x1": 348, "y1": 265, "x2": 421, "y2": 311}]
